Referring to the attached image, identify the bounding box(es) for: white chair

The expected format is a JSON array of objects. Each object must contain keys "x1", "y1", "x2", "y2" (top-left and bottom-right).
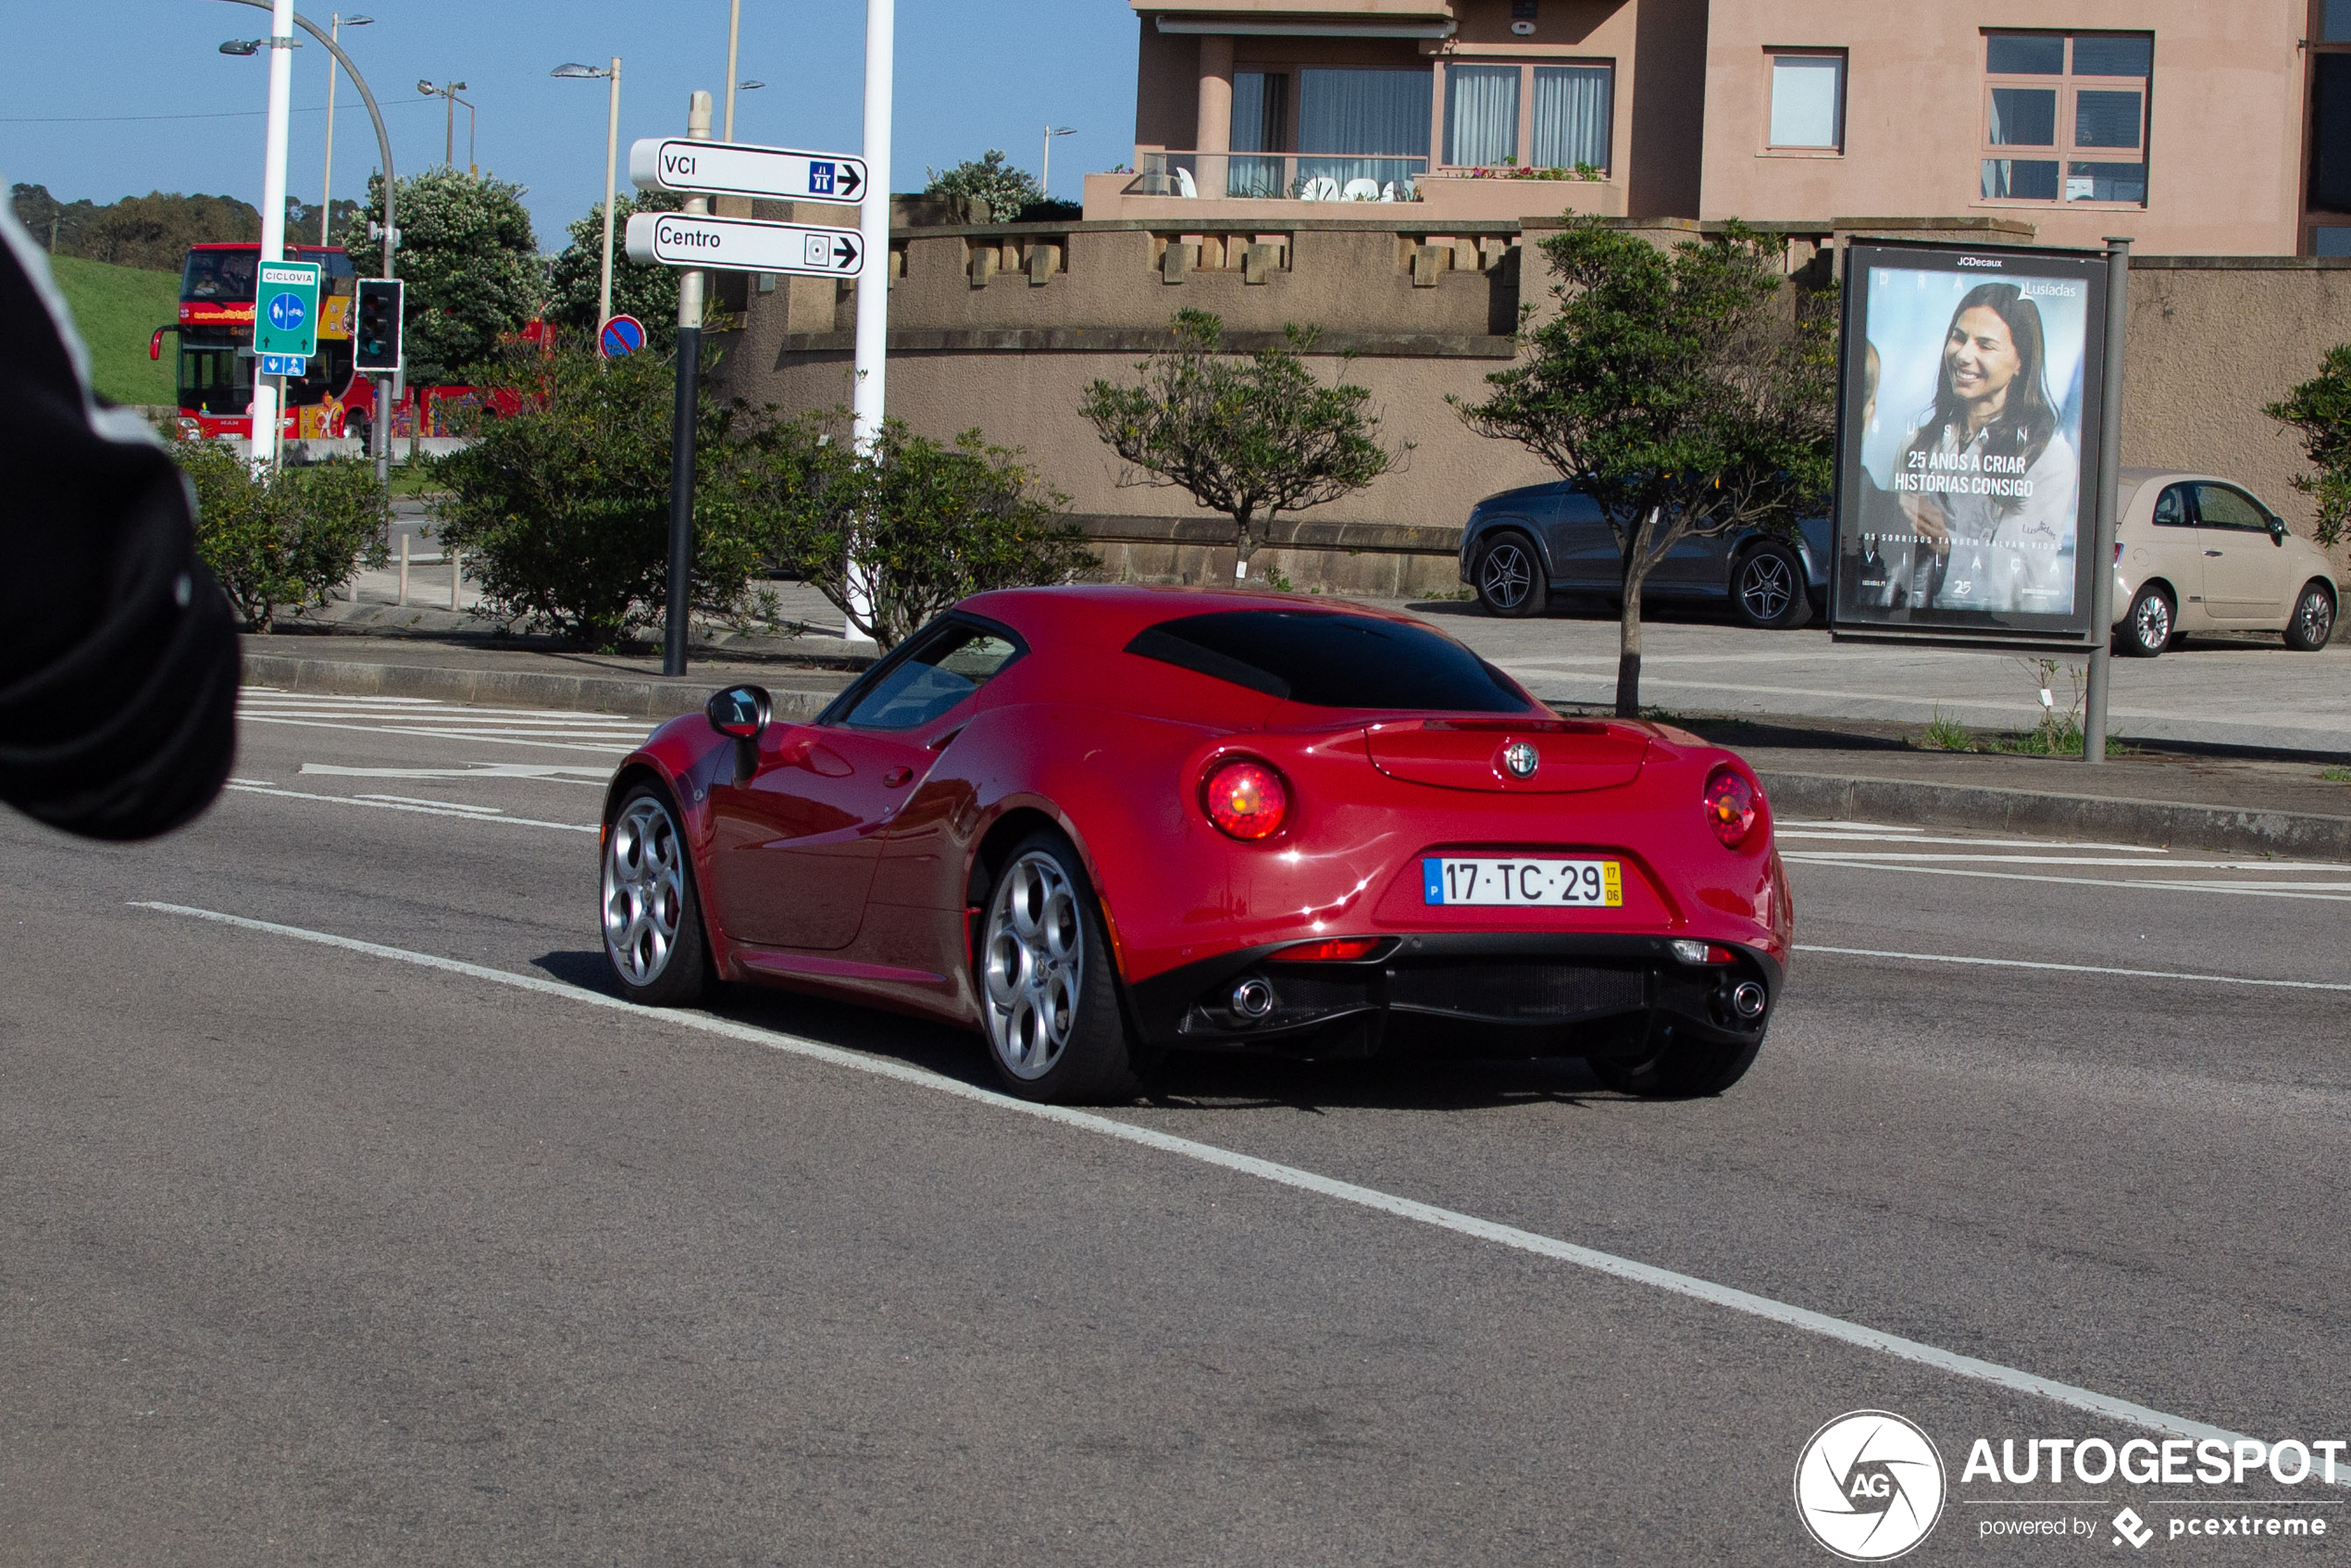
[
  {"x1": 1379, "y1": 181, "x2": 1400, "y2": 203},
  {"x1": 1300, "y1": 175, "x2": 1340, "y2": 202},
  {"x1": 1173, "y1": 166, "x2": 1198, "y2": 199},
  {"x1": 1342, "y1": 178, "x2": 1381, "y2": 202}
]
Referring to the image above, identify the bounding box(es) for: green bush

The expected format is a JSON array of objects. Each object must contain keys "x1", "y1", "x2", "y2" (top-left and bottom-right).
[
  {"x1": 173, "y1": 438, "x2": 387, "y2": 630},
  {"x1": 742, "y1": 415, "x2": 1095, "y2": 650},
  {"x1": 2265, "y1": 345, "x2": 2351, "y2": 547},
  {"x1": 922, "y1": 150, "x2": 1039, "y2": 222},
  {"x1": 429, "y1": 344, "x2": 766, "y2": 647}
]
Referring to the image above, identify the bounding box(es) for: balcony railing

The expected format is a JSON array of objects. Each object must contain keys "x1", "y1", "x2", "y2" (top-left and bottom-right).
[{"x1": 1137, "y1": 150, "x2": 1429, "y2": 202}]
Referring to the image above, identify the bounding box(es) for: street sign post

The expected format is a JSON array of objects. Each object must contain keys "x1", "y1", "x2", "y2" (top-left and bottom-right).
[
  {"x1": 599, "y1": 314, "x2": 646, "y2": 358},
  {"x1": 258, "y1": 353, "x2": 307, "y2": 377},
  {"x1": 628, "y1": 137, "x2": 866, "y2": 204},
  {"x1": 624, "y1": 211, "x2": 863, "y2": 278},
  {"x1": 254, "y1": 259, "x2": 321, "y2": 359}
]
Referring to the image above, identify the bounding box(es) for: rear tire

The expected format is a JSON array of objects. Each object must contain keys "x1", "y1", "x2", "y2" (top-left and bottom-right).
[
  {"x1": 1473, "y1": 530, "x2": 1549, "y2": 618},
  {"x1": 2284, "y1": 579, "x2": 2337, "y2": 652},
  {"x1": 977, "y1": 831, "x2": 1149, "y2": 1104},
  {"x1": 1585, "y1": 1016, "x2": 1762, "y2": 1099},
  {"x1": 2114, "y1": 583, "x2": 2173, "y2": 658},
  {"x1": 1731, "y1": 541, "x2": 1812, "y2": 629},
  {"x1": 602, "y1": 784, "x2": 710, "y2": 1006}
]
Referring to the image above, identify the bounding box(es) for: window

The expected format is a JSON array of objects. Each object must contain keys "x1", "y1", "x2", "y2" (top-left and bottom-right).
[
  {"x1": 1980, "y1": 31, "x2": 2150, "y2": 205},
  {"x1": 1442, "y1": 60, "x2": 1612, "y2": 172},
  {"x1": 2151, "y1": 483, "x2": 2193, "y2": 528},
  {"x1": 1228, "y1": 70, "x2": 1292, "y2": 196},
  {"x1": 837, "y1": 621, "x2": 1022, "y2": 730},
  {"x1": 1299, "y1": 68, "x2": 1433, "y2": 191},
  {"x1": 2313, "y1": 5, "x2": 2351, "y2": 220},
  {"x1": 2192, "y1": 484, "x2": 2274, "y2": 533},
  {"x1": 1768, "y1": 54, "x2": 1845, "y2": 150},
  {"x1": 1126, "y1": 611, "x2": 1530, "y2": 713}
]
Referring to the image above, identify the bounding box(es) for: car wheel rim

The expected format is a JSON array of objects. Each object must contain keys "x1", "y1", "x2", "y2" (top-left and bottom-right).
[
  {"x1": 2299, "y1": 590, "x2": 2333, "y2": 644},
  {"x1": 2137, "y1": 595, "x2": 2170, "y2": 650},
  {"x1": 1741, "y1": 555, "x2": 1792, "y2": 621},
  {"x1": 983, "y1": 851, "x2": 1084, "y2": 1080},
  {"x1": 1480, "y1": 543, "x2": 1530, "y2": 609},
  {"x1": 603, "y1": 795, "x2": 685, "y2": 987}
]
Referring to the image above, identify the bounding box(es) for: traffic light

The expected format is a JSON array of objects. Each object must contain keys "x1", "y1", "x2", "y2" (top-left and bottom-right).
[{"x1": 355, "y1": 278, "x2": 404, "y2": 373}]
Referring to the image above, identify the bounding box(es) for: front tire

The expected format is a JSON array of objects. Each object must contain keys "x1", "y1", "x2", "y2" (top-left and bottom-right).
[
  {"x1": 1473, "y1": 530, "x2": 1549, "y2": 618},
  {"x1": 602, "y1": 784, "x2": 710, "y2": 1006},
  {"x1": 978, "y1": 832, "x2": 1148, "y2": 1103},
  {"x1": 1585, "y1": 1016, "x2": 1762, "y2": 1099},
  {"x1": 1731, "y1": 541, "x2": 1812, "y2": 629},
  {"x1": 2284, "y1": 580, "x2": 2337, "y2": 651},
  {"x1": 2114, "y1": 583, "x2": 2173, "y2": 658}
]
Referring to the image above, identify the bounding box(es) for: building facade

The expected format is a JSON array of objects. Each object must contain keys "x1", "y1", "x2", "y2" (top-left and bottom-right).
[{"x1": 1099, "y1": 0, "x2": 2350, "y2": 258}]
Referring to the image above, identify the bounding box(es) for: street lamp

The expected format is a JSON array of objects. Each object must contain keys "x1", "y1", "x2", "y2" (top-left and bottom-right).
[
  {"x1": 320, "y1": 14, "x2": 373, "y2": 243},
  {"x1": 552, "y1": 59, "x2": 623, "y2": 332},
  {"x1": 1042, "y1": 125, "x2": 1076, "y2": 202},
  {"x1": 418, "y1": 79, "x2": 474, "y2": 173},
  {"x1": 218, "y1": 38, "x2": 261, "y2": 54}
]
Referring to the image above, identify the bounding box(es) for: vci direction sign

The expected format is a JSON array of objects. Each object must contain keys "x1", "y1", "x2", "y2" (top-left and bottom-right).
[
  {"x1": 625, "y1": 211, "x2": 865, "y2": 278},
  {"x1": 628, "y1": 138, "x2": 868, "y2": 204}
]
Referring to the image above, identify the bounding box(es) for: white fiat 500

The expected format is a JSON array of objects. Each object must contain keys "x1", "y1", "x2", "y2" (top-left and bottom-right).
[{"x1": 2112, "y1": 470, "x2": 2340, "y2": 656}]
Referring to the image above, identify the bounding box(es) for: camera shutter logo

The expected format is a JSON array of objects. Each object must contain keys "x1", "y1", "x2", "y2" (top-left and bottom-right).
[{"x1": 1794, "y1": 1411, "x2": 1946, "y2": 1562}]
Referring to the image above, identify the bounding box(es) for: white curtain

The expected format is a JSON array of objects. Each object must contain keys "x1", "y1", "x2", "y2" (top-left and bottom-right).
[
  {"x1": 1532, "y1": 65, "x2": 1611, "y2": 168},
  {"x1": 1227, "y1": 70, "x2": 1288, "y2": 196},
  {"x1": 1300, "y1": 68, "x2": 1433, "y2": 191},
  {"x1": 1445, "y1": 65, "x2": 1518, "y2": 167}
]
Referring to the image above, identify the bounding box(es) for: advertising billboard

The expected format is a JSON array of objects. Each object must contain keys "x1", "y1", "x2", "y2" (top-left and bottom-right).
[{"x1": 1831, "y1": 243, "x2": 2112, "y2": 646}]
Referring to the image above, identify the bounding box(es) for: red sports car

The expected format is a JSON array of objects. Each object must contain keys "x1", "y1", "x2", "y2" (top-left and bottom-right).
[{"x1": 599, "y1": 586, "x2": 1792, "y2": 1103}]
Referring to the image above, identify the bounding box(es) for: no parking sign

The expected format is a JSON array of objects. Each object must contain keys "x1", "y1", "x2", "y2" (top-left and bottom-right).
[{"x1": 599, "y1": 314, "x2": 646, "y2": 358}]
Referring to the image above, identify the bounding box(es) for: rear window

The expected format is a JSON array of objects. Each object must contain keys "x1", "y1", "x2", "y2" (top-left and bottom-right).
[{"x1": 1126, "y1": 610, "x2": 1529, "y2": 713}]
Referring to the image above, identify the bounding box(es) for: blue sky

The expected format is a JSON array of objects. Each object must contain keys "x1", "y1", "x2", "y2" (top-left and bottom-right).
[{"x1": 3, "y1": 1, "x2": 1140, "y2": 250}]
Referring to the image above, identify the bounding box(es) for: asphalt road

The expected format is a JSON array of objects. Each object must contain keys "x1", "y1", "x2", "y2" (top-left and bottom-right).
[{"x1": 4, "y1": 690, "x2": 2347, "y2": 1565}]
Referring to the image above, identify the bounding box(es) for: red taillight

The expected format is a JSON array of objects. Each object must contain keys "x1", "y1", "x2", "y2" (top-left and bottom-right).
[
  {"x1": 1201, "y1": 758, "x2": 1288, "y2": 840},
  {"x1": 1273, "y1": 937, "x2": 1379, "y2": 962},
  {"x1": 1704, "y1": 765, "x2": 1758, "y2": 848}
]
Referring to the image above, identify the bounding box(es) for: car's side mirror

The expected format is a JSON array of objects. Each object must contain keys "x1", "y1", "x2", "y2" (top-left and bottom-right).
[
  {"x1": 706, "y1": 685, "x2": 771, "y2": 784},
  {"x1": 2270, "y1": 520, "x2": 2288, "y2": 546}
]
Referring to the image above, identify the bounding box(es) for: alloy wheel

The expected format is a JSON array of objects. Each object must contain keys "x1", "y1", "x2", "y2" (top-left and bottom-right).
[
  {"x1": 982, "y1": 850, "x2": 1085, "y2": 1080},
  {"x1": 1741, "y1": 554, "x2": 1795, "y2": 622},
  {"x1": 2296, "y1": 587, "x2": 2334, "y2": 646},
  {"x1": 603, "y1": 794, "x2": 685, "y2": 987},
  {"x1": 1479, "y1": 541, "x2": 1532, "y2": 611},
  {"x1": 2135, "y1": 592, "x2": 2171, "y2": 652}
]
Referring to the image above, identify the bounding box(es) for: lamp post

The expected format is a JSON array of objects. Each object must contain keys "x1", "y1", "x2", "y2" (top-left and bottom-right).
[
  {"x1": 418, "y1": 79, "x2": 472, "y2": 171},
  {"x1": 552, "y1": 59, "x2": 624, "y2": 333},
  {"x1": 1042, "y1": 125, "x2": 1076, "y2": 202},
  {"x1": 724, "y1": 0, "x2": 742, "y2": 142},
  {"x1": 320, "y1": 13, "x2": 374, "y2": 243}
]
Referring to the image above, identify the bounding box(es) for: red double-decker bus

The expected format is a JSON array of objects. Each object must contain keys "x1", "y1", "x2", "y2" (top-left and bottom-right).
[{"x1": 152, "y1": 242, "x2": 512, "y2": 445}]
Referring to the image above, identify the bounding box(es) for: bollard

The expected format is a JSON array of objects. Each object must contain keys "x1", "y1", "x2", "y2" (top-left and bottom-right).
[
  {"x1": 450, "y1": 547, "x2": 464, "y2": 611},
  {"x1": 398, "y1": 532, "x2": 410, "y2": 606}
]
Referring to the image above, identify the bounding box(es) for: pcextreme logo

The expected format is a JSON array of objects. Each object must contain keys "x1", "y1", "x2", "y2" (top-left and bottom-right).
[{"x1": 1797, "y1": 1411, "x2": 1949, "y2": 1562}]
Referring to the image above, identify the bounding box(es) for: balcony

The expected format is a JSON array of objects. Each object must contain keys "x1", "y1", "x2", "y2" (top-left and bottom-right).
[{"x1": 1088, "y1": 151, "x2": 1623, "y2": 222}]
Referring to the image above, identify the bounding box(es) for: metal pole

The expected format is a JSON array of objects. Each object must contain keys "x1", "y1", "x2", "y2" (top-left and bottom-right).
[
  {"x1": 847, "y1": 0, "x2": 894, "y2": 642},
  {"x1": 665, "y1": 91, "x2": 713, "y2": 678},
  {"x1": 445, "y1": 88, "x2": 454, "y2": 168},
  {"x1": 599, "y1": 58, "x2": 621, "y2": 330},
  {"x1": 2084, "y1": 236, "x2": 2132, "y2": 765},
  {"x1": 250, "y1": 0, "x2": 297, "y2": 474},
  {"x1": 398, "y1": 530, "x2": 409, "y2": 605},
  {"x1": 724, "y1": 0, "x2": 742, "y2": 142},
  {"x1": 320, "y1": 15, "x2": 339, "y2": 244}
]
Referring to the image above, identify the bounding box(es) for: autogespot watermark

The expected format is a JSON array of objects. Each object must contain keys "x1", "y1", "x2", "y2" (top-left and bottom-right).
[{"x1": 1797, "y1": 1413, "x2": 2347, "y2": 1558}]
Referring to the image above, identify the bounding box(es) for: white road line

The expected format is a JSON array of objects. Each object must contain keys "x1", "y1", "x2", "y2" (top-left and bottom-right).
[
  {"x1": 223, "y1": 783, "x2": 595, "y2": 833},
  {"x1": 1797, "y1": 944, "x2": 2351, "y2": 994},
  {"x1": 299, "y1": 764, "x2": 612, "y2": 785},
  {"x1": 1786, "y1": 852, "x2": 2339, "y2": 872},
  {"x1": 239, "y1": 715, "x2": 637, "y2": 755},
  {"x1": 1777, "y1": 819, "x2": 1927, "y2": 832},
  {"x1": 355, "y1": 793, "x2": 507, "y2": 815},
  {"x1": 1778, "y1": 830, "x2": 2168, "y2": 853},
  {"x1": 127, "y1": 899, "x2": 2287, "y2": 1453},
  {"x1": 1783, "y1": 858, "x2": 2351, "y2": 902}
]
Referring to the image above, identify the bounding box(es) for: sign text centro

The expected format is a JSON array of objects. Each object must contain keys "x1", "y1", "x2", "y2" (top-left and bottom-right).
[
  {"x1": 628, "y1": 137, "x2": 868, "y2": 204},
  {"x1": 624, "y1": 212, "x2": 864, "y2": 279}
]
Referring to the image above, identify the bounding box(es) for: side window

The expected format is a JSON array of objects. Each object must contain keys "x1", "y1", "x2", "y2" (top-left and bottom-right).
[
  {"x1": 2192, "y1": 484, "x2": 2270, "y2": 532},
  {"x1": 840, "y1": 624, "x2": 1022, "y2": 730},
  {"x1": 2150, "y1": 483, "x2": 2193, "y2": 527}
]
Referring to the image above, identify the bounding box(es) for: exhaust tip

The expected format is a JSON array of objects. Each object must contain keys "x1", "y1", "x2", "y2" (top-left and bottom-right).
[
  {"x1": 1731, "y1": 980, "x2": 1768, "y2": 1020},
  {"x1": 1231, "y1": 977, "x2": 1275, "y2": 1020}
]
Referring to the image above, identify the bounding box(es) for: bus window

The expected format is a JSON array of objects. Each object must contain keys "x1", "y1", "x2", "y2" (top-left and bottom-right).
[
  {"x1": 179, "y1": 348, "x2": 252, "y2": 414},
  {"x1": 182, "y1": 249, "x2": 258, "y2": 303}
]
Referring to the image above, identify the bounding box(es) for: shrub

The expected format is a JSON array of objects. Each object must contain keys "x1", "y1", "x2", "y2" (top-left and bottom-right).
[
  {"x1": 743, "y1": 415, "x2": 1095, "y2": 650},
  {"x1": 923, "y1": 151, "x2": 1040, "y2": 223},
  {"x1": 547, "y1": 189, "x2": 684, "y2": 353},
  {"x1": 342, "y1": 169, "x2": 541, "y2": 385},
  {"x1": 172, "y1": 438, "x2": 387, "y2": 630},
  {"x1": 2264, "y1": 345, "x2": 2351, "y2": 547},
  {"x1": 429, "y1": 344, "x2": 766, "y2": 646}
]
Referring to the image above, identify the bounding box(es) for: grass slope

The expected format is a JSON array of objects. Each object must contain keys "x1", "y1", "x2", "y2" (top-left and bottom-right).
[{"x1": 45, "y1": 255, "x2": 180, "y2": 408}]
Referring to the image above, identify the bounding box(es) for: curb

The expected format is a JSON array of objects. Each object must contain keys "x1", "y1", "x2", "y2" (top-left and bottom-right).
[
  {"x1": 241, "y1": 653, "x2": 840, "y2": 724},
  {"x1": 1760, "y1": 769, "x2": 2351, "y2": 864}
]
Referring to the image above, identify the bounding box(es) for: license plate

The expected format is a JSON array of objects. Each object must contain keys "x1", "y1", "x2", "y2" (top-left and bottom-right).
[{"x1": 1423, "y1": 857, "x2": 1622, "y2": 907}]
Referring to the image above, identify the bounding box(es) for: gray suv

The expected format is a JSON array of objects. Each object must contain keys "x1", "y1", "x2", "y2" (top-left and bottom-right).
[{"x1": 1460, "y1": 481, "x2": 1832, "y2": 628}]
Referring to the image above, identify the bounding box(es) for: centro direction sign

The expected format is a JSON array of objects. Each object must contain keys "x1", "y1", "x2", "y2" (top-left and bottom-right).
[
  {"x1": 625, "y1": 211, "x2": 864, "y2": 279},
  {"x1": 628, "y1": 137, "x2": 867, "y2": 204},
  {"x1": 253, "y1": 258, "x2": 321, "y2": 369}
]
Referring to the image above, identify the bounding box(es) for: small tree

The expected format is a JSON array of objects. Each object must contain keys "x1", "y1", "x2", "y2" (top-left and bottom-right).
[
  {"x1": 1455, "y1": 218, "x2": 1836, "y2": 716},
  {"x1": 923, "y1": 150, "x2": 1039, "y2": 222},
  {"x1": 342, "y1": 169, "x2": 541, "y2": 383},
  {"x1": 430, "y1": 344, "x2": 766, "y2": 646},
  {"x1": 172, "y1": 439, "x2": 387, "y2": 629},
  {"x1": 2264, "y1": 345, "x2": 2351, "y2": 548},
  {"x1": 1079, "y1": 310, "x2": 1409, "y2": 579},
  {"x1": 547, "y1": 189, "x2": 684, "y2": 352},
  {"x1": 745, "y1": 415, "x2": 1095, "y2": 650}
]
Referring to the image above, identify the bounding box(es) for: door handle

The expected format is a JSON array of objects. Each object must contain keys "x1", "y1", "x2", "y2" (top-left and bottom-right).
[
  {"x1": 2204, "y1": 549, "x2": 2223, "y2": 557},
  {"x1": 881, "y1": 766, "x2": 914, "y2": 787}
]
